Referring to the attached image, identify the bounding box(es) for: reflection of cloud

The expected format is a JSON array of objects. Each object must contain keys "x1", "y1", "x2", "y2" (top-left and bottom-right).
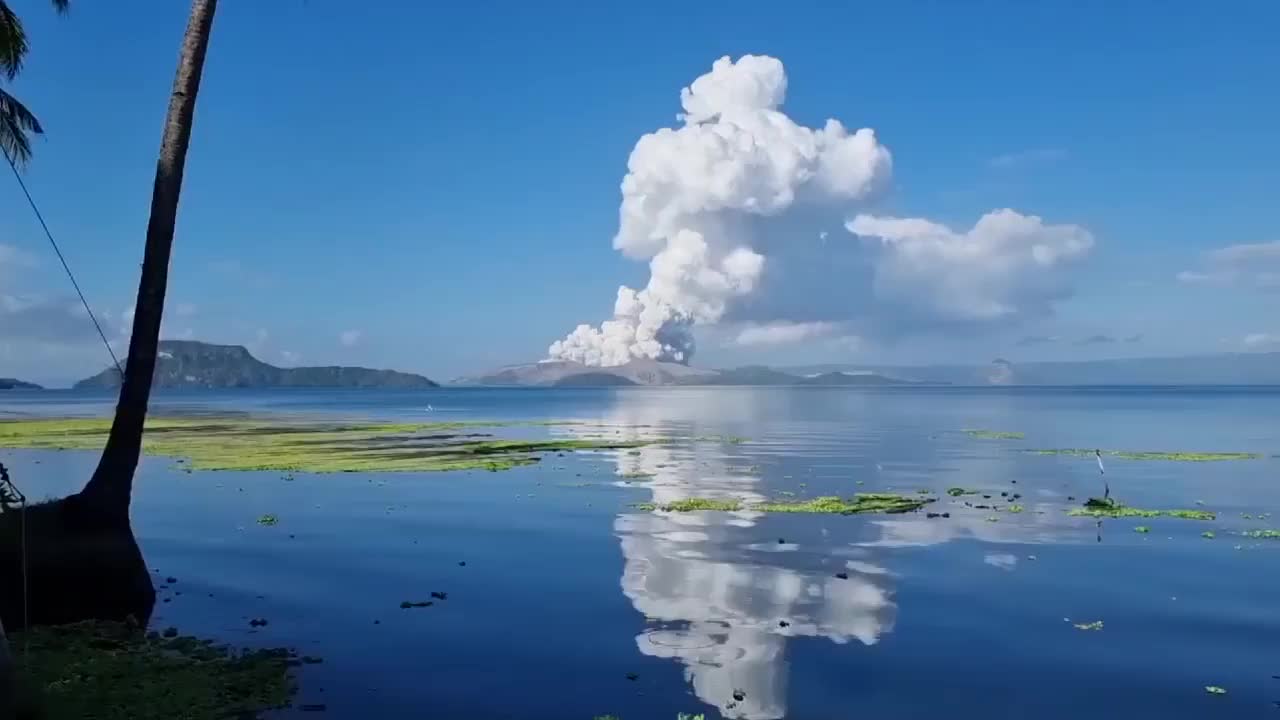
[
  {"x1": 984, "y1": 552, "x2": 1017, "y2": 571},
  {"x1": 572, "y1": 394, "x2": 895, "y2": 720}
]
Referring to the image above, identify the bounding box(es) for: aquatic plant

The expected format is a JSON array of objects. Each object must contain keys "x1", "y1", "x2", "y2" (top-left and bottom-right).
[
  {"x1": 1133, "y1": 526, "x2": 1151, "y2": 533},
  {"x1": 964, "y1": 430, "x2": 1024, "y2": 440},
  {"x1": 11, "y1": 620, "x2": 295, "y2": 720},
  {"x1": 0, "y1": 417, "x2": 652, "y2": 474},
  {"x1": 636, "y1": 492, "x2": 931, "y2": 515},
  {"x1": 1006, "y1": 504, "x2": 1025, "y2": 513},
  {"x1": 1026, "y1": 448, "x2": 1261, "y2": 462},
  {"x1": 1204, "y1": 686, "x2": 1227, "y2": 695},
  {"x1": 1201, "y1": 531, "x2": 1216, "y2": 539},
  {"x1": 1068, "y1": 498, "x2": 1215, "y2": 521},
  {"x1": 1241, "y1": 529, "x2": 1280, "y2": 539},
  {"x1": 946, "y1": 487, "x2": 978, "y2": 497},
  {"x1": 256, "y1": 514, "x2": 278, "y2": 526},
  {"x1": 1073, "y1": 620, "x2": 1103, "y2": 631}
]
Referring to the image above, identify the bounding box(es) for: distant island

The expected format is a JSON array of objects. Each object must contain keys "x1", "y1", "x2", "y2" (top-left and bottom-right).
[
  {"x1": 453, "y1": 360, "x2": 936, "y2": 387},
  {"x1": 74, "y1": 340, "x2": 437, "y2": 389},
  {"x1": 0, "y1": 378, "x2": 41, "y2": 390},
  {"x1": 453, "y1": 350, "x2": 1280, "y2": 387}
]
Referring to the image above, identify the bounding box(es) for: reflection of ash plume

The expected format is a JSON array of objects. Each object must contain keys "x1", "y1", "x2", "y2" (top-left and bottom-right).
[{"x1": 577, "y1": 395, "x2": 895, "y2": 720}]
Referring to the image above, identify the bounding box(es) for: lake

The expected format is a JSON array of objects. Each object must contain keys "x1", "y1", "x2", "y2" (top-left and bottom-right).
[{"x1": 2, "y1": 386, "x2": 1279, "y2": 719}]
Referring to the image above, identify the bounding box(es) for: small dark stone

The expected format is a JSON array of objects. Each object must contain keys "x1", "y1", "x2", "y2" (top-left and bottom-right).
[
  {"x1": 1011, "y1": 480, "x2": 1017, "y2": 484},
  {"x1": 373, "y1": 620, "x2": 381, "y2": 625},
  {"x1": 942, "y1": 512, "x2": 950, "y2": 518},
  {"x1": 1000, "y1": 491, "x2": 1008, "y2": 497},
  {"x1": 166, "y1": 576, "x2": 178, "y2": 584},
  {"x1": 778, "y1": 620, "x2": 790, "y2": 628},
  {"x1": 162, "y1": 627, "x2": 178, "y2": 638},
  {"x1": 778, "y1": 538, "x2": 786, "y2": 544},
  {"x1": 162, "y1": 598, "x2": 171, "y2": 603},
  {"x1": 458, "y1": 561, "x2": 466, "y2": 567},
  {"x1": 835, "y1": 572, "x2": 849, "y2": 580},
  {"x1": 249, "y1": 617, "x2": 269, "y2": 627},
  {"x1": 430, "y1": 591, "x2": 448, "y2": 600},
  {"x1": 733, "y1": 690, "x2": 746, "y2": 702},
  {"x1": 1067, "y1": 496, "x2": 1076, "y2": 501},
  {"x1": 926, "y1": 512, "x2": 941, "y2": 519},
  {"x1": 982, "y1": 495, "x2": 992, "y2": 499}
]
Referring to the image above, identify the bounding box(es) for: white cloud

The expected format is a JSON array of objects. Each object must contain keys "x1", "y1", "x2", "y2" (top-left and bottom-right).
[
  {"x1": 1178, "y1": 241, "x2": 1280, "y2": 290},
  {"x1": 550, "y1": 55, "x2": 892, "y2": 367},
  {"x1": 1243, "y1": 332, "x2": 1280, "y2": 349},
  {"x1": 339, "y1": 329, "x2": 362, "y2": 347},
  {"x1": 548, "y1": 56, "x2": 1095, "y2": 368},
  {"x1": 847, "y1": 209, "x2": 1093, "y2": 323},
  {"x1": 734, "y1": 321, "x2": 838, "y2": 347}
]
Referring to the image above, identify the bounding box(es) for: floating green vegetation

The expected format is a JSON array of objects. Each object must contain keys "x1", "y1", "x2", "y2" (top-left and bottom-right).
[
  {"x1": 256, "y1": 514, "x2": 279, "y2": 526},
  {"x1": 1134, "y1": 526, "x2": 1151, "y2": 533},
  {"x1": 964, "y1": 429, "x2": 1025, "y2": 440},
  {"x1": 636, "y1": 492, "x2": 931, "y2": 516},
  {"x1": 10, "y1": 621, "x2": 296, "y2": 720},
  {"x1": 1026, "y1": 448, "x2": 1261, "y2": 462},
  {"x1": 1241, "y1": 529, "x2": 1280, "y2": 539},
  {"x1": 1073, "y1": 620, "x2": 1103, "y2": 631},
  {"x1": 0, "y1": 416, "x2": 651, "y2": 473},
  {"x1": 1006, "y1": 504, "x2": 1025, "y2": 513},
  {"x1": 946, "y1": 487, "x2": 978, "y2": 497},
  {"x1": 1201, "y1": 531, "x2": 1216, "y2": 539},
  {"x1": 1068, "y1": 498, "x2": 1215, "y2": 521},
  {"x1": 1204, "y1": 686, "x2": 1227, "y2": 696},
  {"x1": 693, "y1": 435, "x2": 748, "y2": 445}
]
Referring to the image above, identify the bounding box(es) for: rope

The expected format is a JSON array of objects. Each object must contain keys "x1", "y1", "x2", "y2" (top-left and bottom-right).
[{"x1": 3, "y1": 149, "x2": 123, "y2": 375}]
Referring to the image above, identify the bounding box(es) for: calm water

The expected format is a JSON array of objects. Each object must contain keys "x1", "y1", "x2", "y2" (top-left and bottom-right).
[{"x1": 3, "y1": 386, "x2": 1280, "y2": 719}]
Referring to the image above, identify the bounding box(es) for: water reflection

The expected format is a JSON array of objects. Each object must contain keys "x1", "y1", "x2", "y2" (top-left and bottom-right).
[{"x1": 576, "y1": 394, "x2": 896, "y2": 720}]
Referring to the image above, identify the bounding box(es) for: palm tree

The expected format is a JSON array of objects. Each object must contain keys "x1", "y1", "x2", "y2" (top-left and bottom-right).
[
  {"x1": 0, "y1": 0, "x2": 68, "y2": 167},
  {"x1": 80, "y1": 0, "x2": 218, "y2": 517}
]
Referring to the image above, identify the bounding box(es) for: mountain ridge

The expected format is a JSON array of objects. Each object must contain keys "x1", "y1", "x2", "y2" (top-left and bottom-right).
[{"x1": 74, "y1": 340, "x2": 437, "y2": 389}]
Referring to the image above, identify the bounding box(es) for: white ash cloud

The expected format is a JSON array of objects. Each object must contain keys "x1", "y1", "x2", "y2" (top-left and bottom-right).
[
  {"x1": 549, "y1": 55, "x2": 891, "y2": 366},
  {"x1": 551, "y1": 56, "x2": 1094, "y2": 367}
]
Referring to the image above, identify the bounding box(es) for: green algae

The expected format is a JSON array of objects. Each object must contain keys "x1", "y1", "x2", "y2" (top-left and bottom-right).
[
  {"x1": 256, "y1": 514, "x2": 279, "y2": 526},
  {"x1": 0, "y1": 416, "x2": 652, "y2": 474},
  {"x1": 11, "y1": 621, "x2": 296, "y2": 720},
  {"x1": 1026, "y1": 448, "x2": 1261, "y2": 462},
  {"x1": 1202, "y1": 531, "x2": 1216, "y2": 539},
  {"x1": 1134, "y1": 526, "x2": 1151, "y2": 533},
  {"x1": 1241, "y1": 529, "x2": 1280, "y2": 539},
  {"x1": 1068, "y1": 498, "x2": 1215, "y2": 521},
  {"x1": 946, "y1": 487, "x2": 978, "y2": 497},
  {"x1": 1006, "y1": 504, "x2": 1025, "y2": 513},
  {"x1": 636, "y1": 492, "x2": 931, "y2": 516},
  {"x1": 964, "y1": 429, "x2": 1025, "y2": 440}
]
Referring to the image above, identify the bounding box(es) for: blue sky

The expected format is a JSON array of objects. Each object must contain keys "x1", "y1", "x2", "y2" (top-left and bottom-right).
[{"x1": 1, "y1": 0, "x2": 1278, "y2": 386}]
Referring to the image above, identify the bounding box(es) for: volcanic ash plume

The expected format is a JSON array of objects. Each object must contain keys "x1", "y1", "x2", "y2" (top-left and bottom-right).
[{"x1": 548, "y1": 55, "x2": 892, "y2": 366}]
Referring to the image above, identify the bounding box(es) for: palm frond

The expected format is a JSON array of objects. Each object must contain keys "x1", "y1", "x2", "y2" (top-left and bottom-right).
[
  {"x1": 0, "y1": 1, "x2": 29, "y2": 80},
  {"x1": 0, "y1": 86, "x2": 43, "y2": 168}
]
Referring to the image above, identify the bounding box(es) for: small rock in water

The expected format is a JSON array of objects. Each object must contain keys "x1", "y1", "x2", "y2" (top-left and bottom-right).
[
  {"x1": 166, "y1": 576, "x2": 178, "y2": 584},
  {"x1": 778, "y1": 538, "x2": 786, "y2": 544},
  {"x1": 733, "y1": 689, "x2": 746, "y2": 702},
  {"x1": 249, "y1": 618, "x2": 269, "y2": 627},
  {"x1": 778, "y1": 620, "x2": 790, "y2": 628},
  {"x1": 835, "y1": 572, "x2": 849, "y2": 580},
  {"x1": 942, "y1": 512, "x2": 951, "y2": 518},
  {"x1": 458, "y1": 561, "x2": 467, "y2": 567},
  {"x1": 430, "y1": 591, "x2": 448, "y2": 600}
]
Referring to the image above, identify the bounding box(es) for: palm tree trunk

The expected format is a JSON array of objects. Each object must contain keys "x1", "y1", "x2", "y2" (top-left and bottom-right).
[{"x1": 79, "y1": 0, "x2": 218, "y2": 517}]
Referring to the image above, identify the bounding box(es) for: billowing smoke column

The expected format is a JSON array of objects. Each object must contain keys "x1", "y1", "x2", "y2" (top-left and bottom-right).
[{"x1": 549, "y1": 55, "x2": 892, "y2": 366}]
